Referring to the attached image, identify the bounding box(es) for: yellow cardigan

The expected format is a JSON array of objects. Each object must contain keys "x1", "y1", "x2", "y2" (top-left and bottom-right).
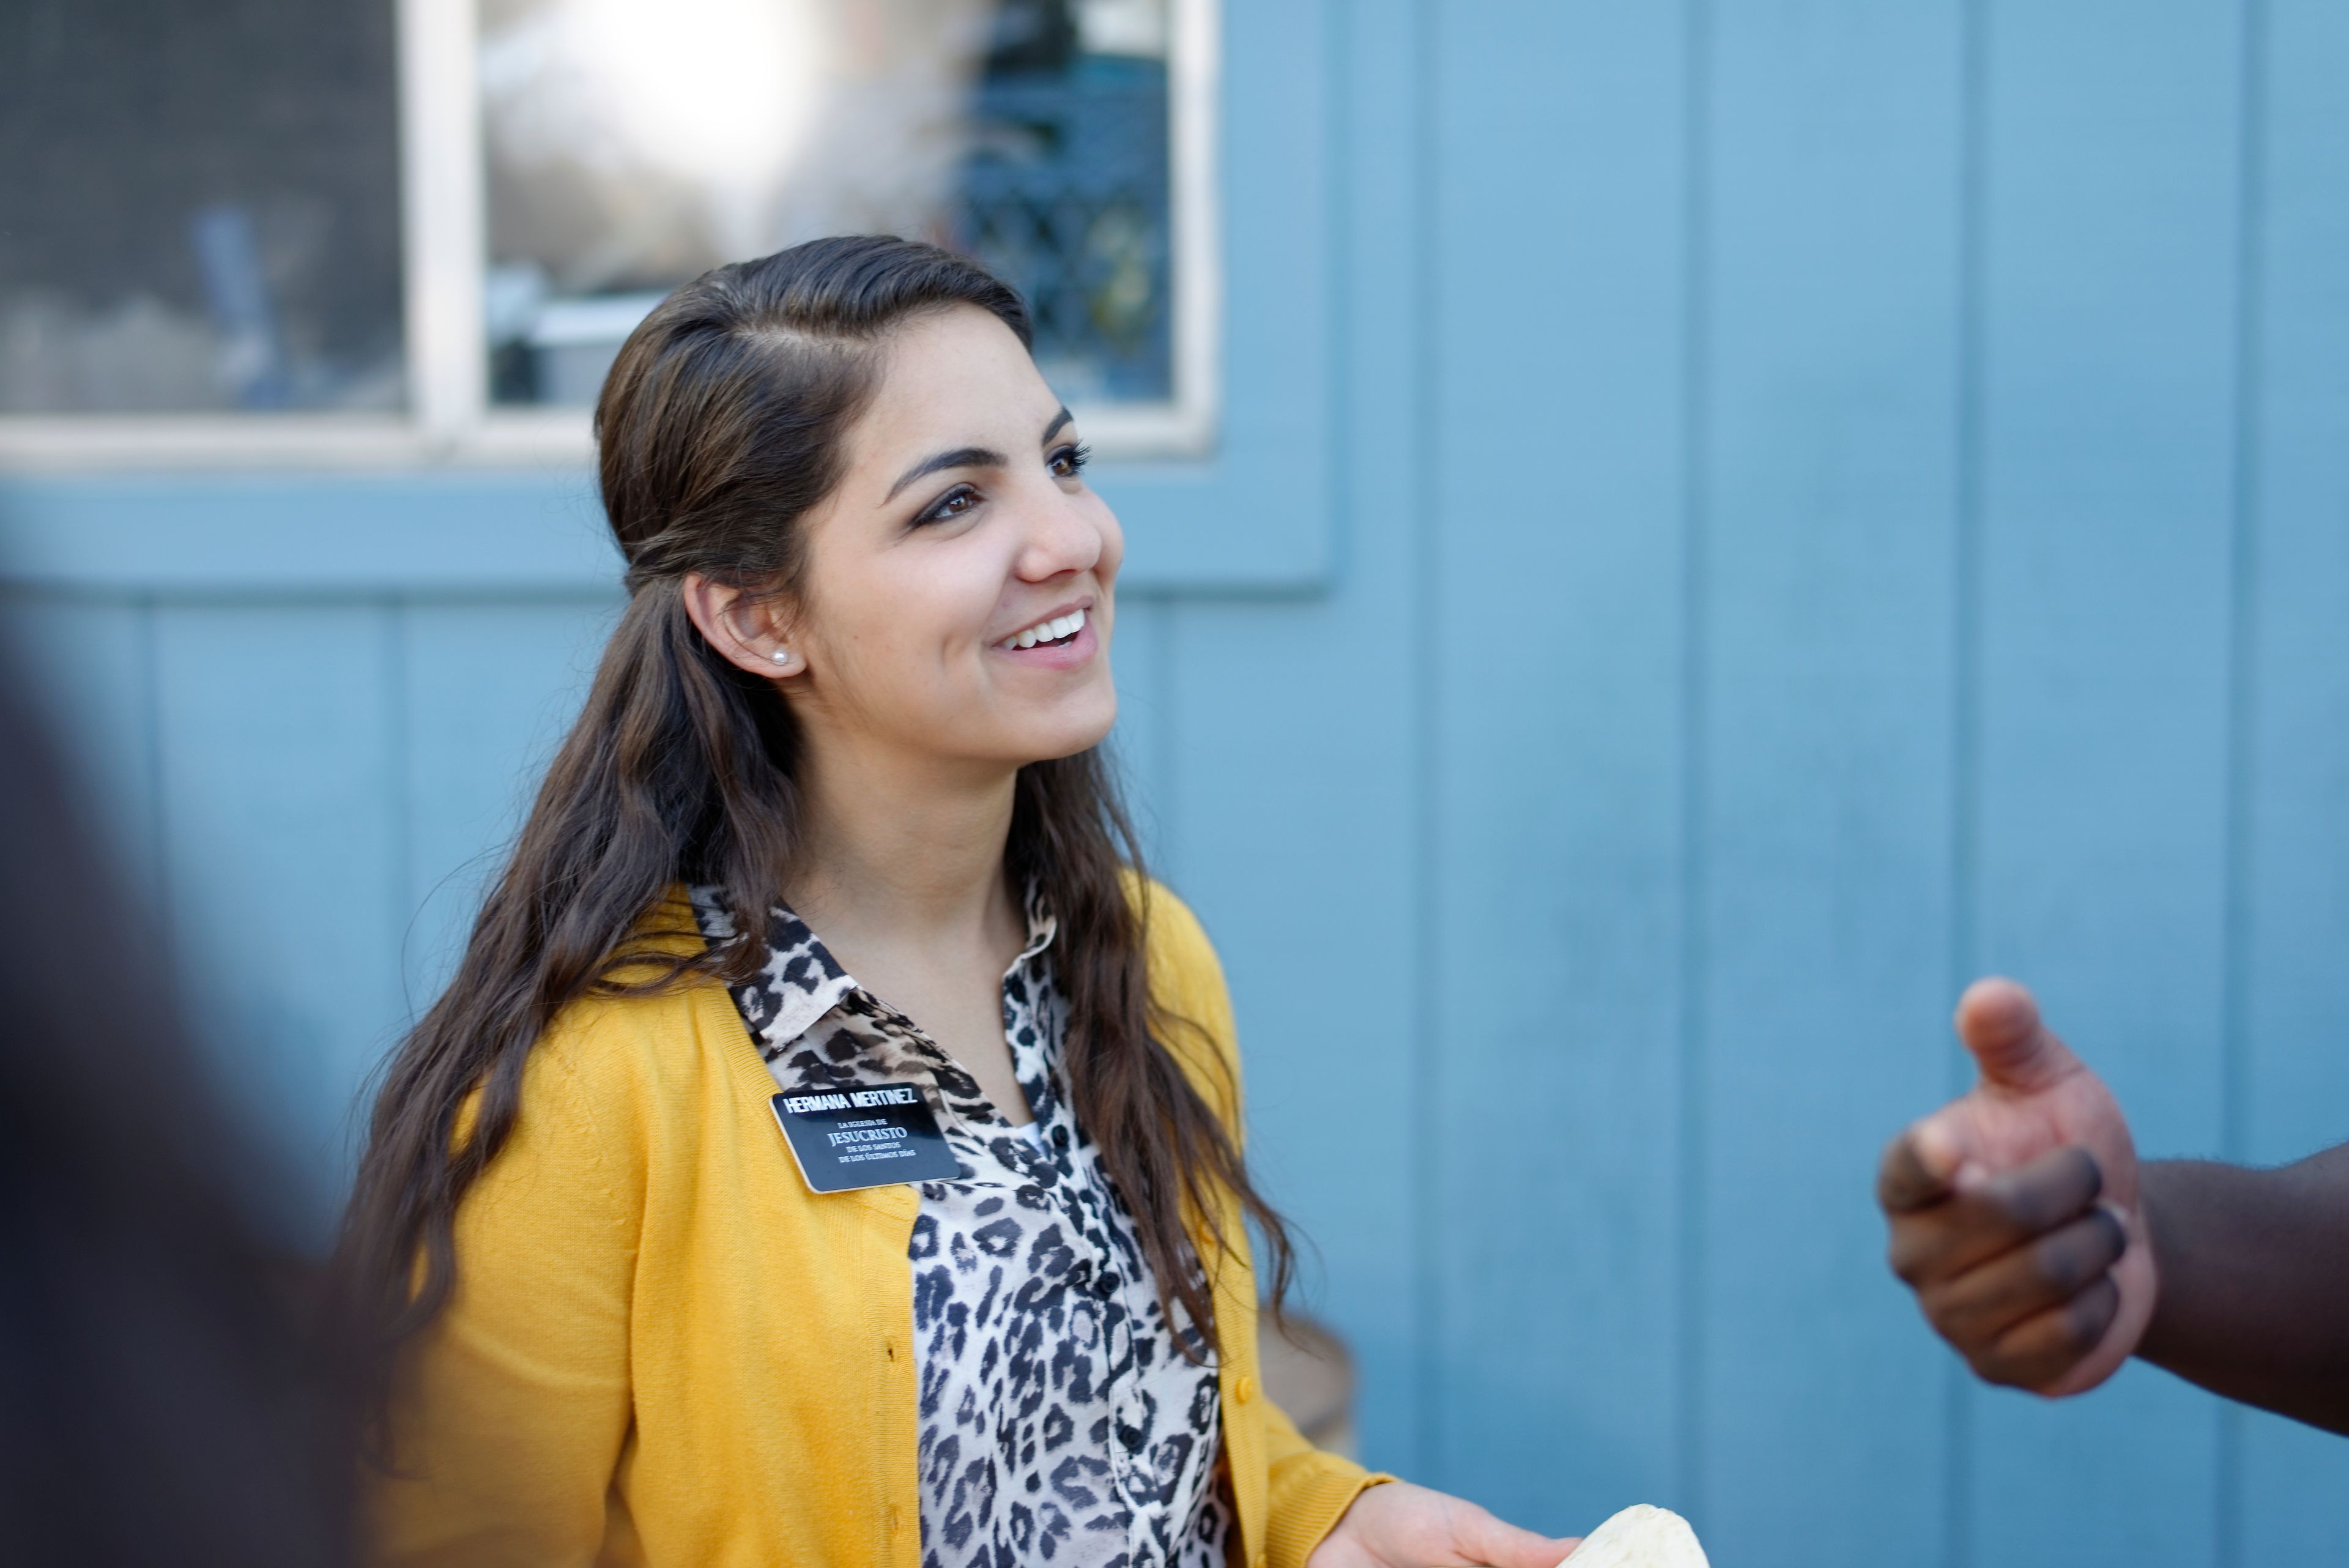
[{"x1": 374, "y1": 885, "x2": 1381, "y2": 1568}]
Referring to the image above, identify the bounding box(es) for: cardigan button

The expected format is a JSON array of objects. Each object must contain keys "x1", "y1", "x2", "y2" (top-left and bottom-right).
[{"x1": 1235, "y1": 1374, "x2": 1257, "y2": 1405}]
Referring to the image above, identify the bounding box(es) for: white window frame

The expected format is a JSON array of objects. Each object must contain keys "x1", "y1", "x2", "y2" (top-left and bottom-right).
[{"x1": 0, "y1": 0, "x2": 1220, "y2": 470}]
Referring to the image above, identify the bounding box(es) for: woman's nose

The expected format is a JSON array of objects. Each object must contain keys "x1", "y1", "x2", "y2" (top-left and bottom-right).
[{"x1": 1012, "y1": 486, "x2": 1104, "y2": 582}]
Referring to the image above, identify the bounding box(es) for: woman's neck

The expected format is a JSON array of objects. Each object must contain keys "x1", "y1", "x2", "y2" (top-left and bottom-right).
[{"x1": 781, "y1": 735, "x2": 1023, "y2": 957}]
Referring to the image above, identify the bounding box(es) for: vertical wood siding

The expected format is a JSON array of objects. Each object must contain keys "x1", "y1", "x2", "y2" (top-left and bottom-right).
[{"x1": 3, "y1": 1, "x2": 2345, "y2": 1559}]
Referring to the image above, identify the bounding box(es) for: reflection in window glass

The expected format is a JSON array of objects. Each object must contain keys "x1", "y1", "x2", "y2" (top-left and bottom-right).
[
  {"x1": 480, "y1": 0, "x2": 1172, "y2": 407},
  {"x1": 0, "y1": 0, "x2": 405, "y2": 415}
]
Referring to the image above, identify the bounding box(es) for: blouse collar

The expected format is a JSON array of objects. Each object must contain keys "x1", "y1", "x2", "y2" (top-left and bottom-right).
[{"x1": 707, "y1": 886, "x2": 1058, "y2": 1054}]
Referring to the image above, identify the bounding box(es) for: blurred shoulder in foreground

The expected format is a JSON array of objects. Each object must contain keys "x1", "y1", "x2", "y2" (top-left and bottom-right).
[{"x1": 0, "y1": 651, "x2": 353, "y2": 1567}]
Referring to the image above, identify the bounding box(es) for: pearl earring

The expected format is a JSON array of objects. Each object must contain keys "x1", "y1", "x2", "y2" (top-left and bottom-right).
[{"x1": 770, "y1": 648, "x2": 790, "y2": 666}]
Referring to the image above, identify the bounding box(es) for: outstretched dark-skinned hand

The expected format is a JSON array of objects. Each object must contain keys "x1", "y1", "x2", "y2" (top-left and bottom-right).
[{"x1": 1876, "y1": 978, "x2": 2156, "y2": 1395}]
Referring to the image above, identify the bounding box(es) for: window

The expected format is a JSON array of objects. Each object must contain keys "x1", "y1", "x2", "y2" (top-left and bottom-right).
[
  {"x1": 0, "y1": 0, "x2": 1217, "y2": 464},
  {"x1": 0, "y1": 0, "x2": 405, "y2": 416}
]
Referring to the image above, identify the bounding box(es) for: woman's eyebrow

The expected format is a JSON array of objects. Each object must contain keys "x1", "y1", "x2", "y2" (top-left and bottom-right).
[
  {"x1": 882, "y1": 408, "x2": 1077, "y2": 503},
  {"x1": 886, "y1": 445, "x2": 1003, "y2": 502}
]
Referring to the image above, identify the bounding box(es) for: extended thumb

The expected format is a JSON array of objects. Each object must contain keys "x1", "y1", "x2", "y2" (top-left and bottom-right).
[{"x1": 1953, "y1": 976, "x2": 2077, "y2": 1091}]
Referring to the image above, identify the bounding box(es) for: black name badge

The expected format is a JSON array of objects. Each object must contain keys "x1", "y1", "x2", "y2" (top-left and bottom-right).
[{"x1": 769, "y1": 1083, "x2": 963, "y2": 1194}]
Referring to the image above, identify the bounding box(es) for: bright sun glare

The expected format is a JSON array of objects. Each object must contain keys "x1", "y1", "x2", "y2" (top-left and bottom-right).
[{"x1": 564, "y1": 0, "x2": 826, "y2": 185}]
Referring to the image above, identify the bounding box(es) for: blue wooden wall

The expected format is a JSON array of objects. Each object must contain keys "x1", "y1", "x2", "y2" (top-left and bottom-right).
[{"x1": 4, "y1": 1, "x2": 2347, "y2": 1562}]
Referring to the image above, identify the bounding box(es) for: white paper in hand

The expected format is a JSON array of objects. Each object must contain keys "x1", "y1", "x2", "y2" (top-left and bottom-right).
[{"x1": 1570, "y1": 1504, "x2": 1709, "y2": 1567}]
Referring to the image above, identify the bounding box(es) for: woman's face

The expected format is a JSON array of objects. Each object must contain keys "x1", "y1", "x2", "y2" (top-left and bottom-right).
[{"x1": 764, "y1": 305, "x2": 1122, "y2": 774}]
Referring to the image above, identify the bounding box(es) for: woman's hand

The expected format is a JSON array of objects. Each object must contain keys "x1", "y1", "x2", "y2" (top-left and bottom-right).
[{"x1": 1307, "y1": 1479, "x2": 1578, "y2": 1568}]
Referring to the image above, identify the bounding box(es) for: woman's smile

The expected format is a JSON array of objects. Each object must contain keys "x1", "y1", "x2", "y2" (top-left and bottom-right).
[{"x1": 992, "y1": 600, "x2": 1097, "y2": 669}]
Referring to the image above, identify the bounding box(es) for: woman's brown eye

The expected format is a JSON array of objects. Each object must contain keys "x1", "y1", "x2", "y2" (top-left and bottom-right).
[{"x1": 920, "y1": 486, "x2": 978, "y2": 524}]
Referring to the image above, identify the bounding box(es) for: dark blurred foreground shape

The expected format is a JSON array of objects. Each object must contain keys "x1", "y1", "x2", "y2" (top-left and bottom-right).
[{"x1": 0, "y1": 645, "x2": 352, "y2": 1566}]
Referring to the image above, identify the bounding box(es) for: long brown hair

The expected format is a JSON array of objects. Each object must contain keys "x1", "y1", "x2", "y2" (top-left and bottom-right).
[{"x1": 335, "y1": 237, "x2": 1291, "y2": 1410}]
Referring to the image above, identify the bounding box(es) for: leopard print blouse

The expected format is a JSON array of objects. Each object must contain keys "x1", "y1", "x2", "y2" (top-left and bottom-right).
[{"x1": 689, "y1": 887, "x2": 1234, "y2": 1568}]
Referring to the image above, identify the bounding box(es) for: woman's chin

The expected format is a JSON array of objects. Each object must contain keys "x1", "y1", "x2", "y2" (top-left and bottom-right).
[
  {"x1": 1004, "y1": 705, "x2": 1119, "y2": 767},
  {"x1": 992, "y1": 681, "x2": 1118, "y2": 765},
  {"x1": 1023, "y1": 721, "x2": 1119, "y2": 766}
]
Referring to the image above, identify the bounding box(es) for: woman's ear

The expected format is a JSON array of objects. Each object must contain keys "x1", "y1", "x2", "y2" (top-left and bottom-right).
[{"x1": 680, "y1": 574, "x2": 804, "y2": 678}]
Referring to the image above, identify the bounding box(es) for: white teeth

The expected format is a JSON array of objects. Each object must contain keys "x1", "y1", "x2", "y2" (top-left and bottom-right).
[{"x1": 1000, "y1": 606, "x2": 1086, "y2": 651}]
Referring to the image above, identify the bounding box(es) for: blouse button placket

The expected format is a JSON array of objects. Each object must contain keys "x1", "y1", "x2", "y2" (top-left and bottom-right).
[{"x1": 711, "y1": 898, "x2": 1232, "y2": 1567}]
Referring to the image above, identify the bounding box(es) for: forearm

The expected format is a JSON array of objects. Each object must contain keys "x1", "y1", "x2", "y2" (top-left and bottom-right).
[{"x1": 2136, "y1": 1146, "x2": 2349, "y2": 1433}]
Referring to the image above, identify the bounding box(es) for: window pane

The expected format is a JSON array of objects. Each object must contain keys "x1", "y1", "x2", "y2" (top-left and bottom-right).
[
  {"x1": 0, "y1": 0, "x2": 405, "y2": 415},
  {"x1": 480, "y1": 0, "x2": 1173, "y2": 407}
]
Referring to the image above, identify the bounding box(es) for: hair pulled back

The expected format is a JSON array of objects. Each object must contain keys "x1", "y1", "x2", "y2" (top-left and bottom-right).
[{"x1": 335, "y1": 238, "x2": 1291, "y2": 1426}]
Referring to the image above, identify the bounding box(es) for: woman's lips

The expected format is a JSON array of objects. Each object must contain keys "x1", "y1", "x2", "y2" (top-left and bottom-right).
[
  {"x1": 993, "y1": 615, "x2": 1098, "y2": 670},
  {"x1": 995, "y1": 602, "x2": 1090, "y2": 650}
]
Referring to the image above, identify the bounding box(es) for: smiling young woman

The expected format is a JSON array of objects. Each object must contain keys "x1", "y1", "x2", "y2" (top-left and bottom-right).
[{"x1": 338, "y1": 237, "x2": 1570, "y2": 1568}]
